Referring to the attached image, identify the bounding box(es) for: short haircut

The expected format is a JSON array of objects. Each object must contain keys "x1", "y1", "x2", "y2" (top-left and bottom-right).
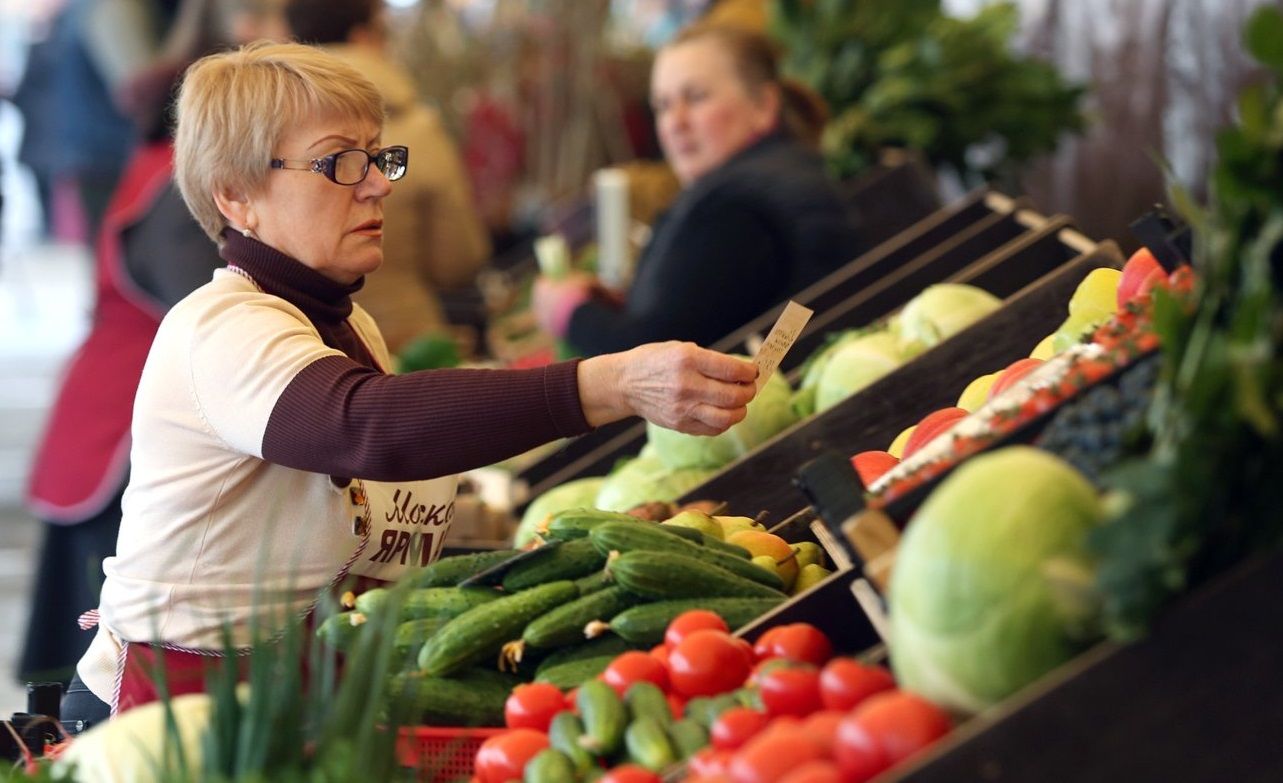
[
  {"x1": 174, "y1": 41, "x2": 385, "y2": 243},
  {"x1": 284, "y1": 0, "x2": 378, "y2": 45}
]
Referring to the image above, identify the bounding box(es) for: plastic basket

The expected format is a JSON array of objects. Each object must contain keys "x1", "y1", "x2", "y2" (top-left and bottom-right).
[{"x1": 397, "y1": 726, "x2": 504, "y2": 782}]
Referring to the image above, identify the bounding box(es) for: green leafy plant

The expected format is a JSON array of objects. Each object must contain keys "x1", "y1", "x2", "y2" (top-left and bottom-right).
[
  {"x1": 1090, "y1": 6, "x2": 1283, "y2": 639},
  {"x1": 771, "y1": 0, "x2": 1086, "y2": 184}
]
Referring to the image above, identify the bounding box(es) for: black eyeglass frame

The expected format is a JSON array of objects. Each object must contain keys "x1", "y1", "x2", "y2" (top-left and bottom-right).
[{"x1": 269, "y1": 145, "x2": 409, "y2": 186}]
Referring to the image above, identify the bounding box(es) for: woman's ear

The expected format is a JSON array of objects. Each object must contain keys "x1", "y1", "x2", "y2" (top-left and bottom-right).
[
  {"x1": 213, "y1": 187, "x2": 255, "y2": 234},
  {"x1": 754, "y1": 83, "x2": 782, "y2": 134}
]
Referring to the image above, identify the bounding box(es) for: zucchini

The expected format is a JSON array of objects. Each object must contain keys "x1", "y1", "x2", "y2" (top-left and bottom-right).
[
  {"x1": 523, "y1": 586, "x2": 644, "y2": 650},
  {"x1": 546, "y1": 508, "x2": 638, "y2": 541},
  {"x1": 590, "y1": 522, "x2": 783, "y2": 589},
  {"x1": 624, "y1": 681, "x2": 672, "y2": 727},
  {"x1": 577, "y1": 679, "x2": 627, "y2": 756},
  {"x1": 385, "y1": 669, "x2": 511, "y2": 726},
  {"x1": 534, "y1": 655, "x2": 616, "y2": 691},
  {"x1": 609, "y1": 551, "x2": 787, "y2": 601},
  {"x1": 418, "y1": 580, "x2": 578, "y2": 676},
  {"x1": 625, "y1": 716, "x2": 677, "y2": 772},
  {"x1": 401, "y1": 586, "x2": 501, "y2": 621},
  {"x1": 524, "y1": 749, "x2": 579, "y2": 783},
  {"x1": 548, "y1": 711, "x2": 596, "y2": 775},
  {"x1": 666, "y1": 718, "x2": 708, "y2": 760},
  {"x1": 503, "y1": 538, "x2": 606, "y2": 592},
  {"x1": 405, "y1": 548, "x2": 520, "y2": 587},
  {"x1": 607, "y1": 597, "x2": 785, "y2": 646}
]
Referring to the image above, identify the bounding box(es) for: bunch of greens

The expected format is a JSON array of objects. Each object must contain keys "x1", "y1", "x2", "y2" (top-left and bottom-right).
[
  {"x1": 771, "y1": 0, "x2": 1085, "y2": 184},
  {"x1": 1090, "y1": 6, "x2": 1283, "y2": 639}
]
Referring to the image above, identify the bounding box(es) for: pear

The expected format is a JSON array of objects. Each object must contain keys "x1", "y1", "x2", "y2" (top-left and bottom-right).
[
  {"x1": 663, "y1": 509, "x2": 725, "y2": 540},
  {"x1": 791, "y1": 542, "x2": 825, "y2": 570},
  {"x1": 714, "y1": 515, "x2": 766, "y2": 538},
  {"x1": 791, "y1": 563, "x2": 832, "y2": 595},
  {"x1": 751, "y1": 555, "x2": 782, "y2": 583}
]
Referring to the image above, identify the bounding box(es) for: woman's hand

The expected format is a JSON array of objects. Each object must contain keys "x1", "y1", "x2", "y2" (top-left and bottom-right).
[
  {"x1": 578, "y1": 342, "x2": 758, "y2": 435},
  {"x1": 532, "y1": 273, "x2": 595, "y2": 337}
]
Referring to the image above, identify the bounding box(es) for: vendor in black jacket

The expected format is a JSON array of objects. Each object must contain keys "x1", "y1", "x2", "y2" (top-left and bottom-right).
[{"x1": 534, "y1": 24, "x2": 862, "y2": 356}]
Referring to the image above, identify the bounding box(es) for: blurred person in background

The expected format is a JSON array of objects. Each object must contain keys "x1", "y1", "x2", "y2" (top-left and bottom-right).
[
  {"x1": 532, "y1": 24, "x2": 861, "y2": 356},
  {"x1": 284, "y1": 0, "x2": 491, "y2": 354}
]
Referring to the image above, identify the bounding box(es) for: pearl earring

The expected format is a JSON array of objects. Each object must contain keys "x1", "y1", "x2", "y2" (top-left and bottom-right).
[{"x1": 242, "y1": 226, "x2": 256, "y2": 239}]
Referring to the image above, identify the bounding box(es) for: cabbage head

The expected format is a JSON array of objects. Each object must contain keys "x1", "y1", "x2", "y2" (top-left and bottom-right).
[
  {"x1": 647, "y1": 370, "x2": 798, "y2": 470},
  {"x1": 514, "y1": 476, "x2": 607, "y2": 546},
  {"x1": 813, "y1": 331, "x2": 905, "y2": 413},
  {"x1": 896, "y1": 284, "x2": 1002, "y2": 358},
  {"x1": 55, "y1": 692, "x2": 214, "y2": 782},
  {"x1": 889, "y1": 446, "x2": 1102, "y2": 715},
  {"x1": 594, "y1": 454, "x2": 717, "y2": 512}
]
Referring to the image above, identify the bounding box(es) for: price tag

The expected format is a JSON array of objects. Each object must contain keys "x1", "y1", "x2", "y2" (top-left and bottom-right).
[{"x1": 753, "y1": 300, "x2": 813, "y2": 390}]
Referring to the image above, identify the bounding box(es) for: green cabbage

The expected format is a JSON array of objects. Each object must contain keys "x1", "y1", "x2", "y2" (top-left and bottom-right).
[
  {"x1": 646, "y1": 370, "x2": 798, "y2": 470},
  {"x1": 594, "y1": 455, "x2": 717, "y2": 512},
  {"x1": 55, "y1": 692, "x2": 214, "y2": 781},
  {"x1": 514, "y1": 476, "x2": 607, "y2": 547},
  {"x1": 889, "y1": 446, "x2": 1102, "y2": 715},
  {"x1": 814, "y1": 331, "x2": 905, "y2": 413},
  {"x1": 895, "y1": 284, "x2": 1002, "y2": 358}
]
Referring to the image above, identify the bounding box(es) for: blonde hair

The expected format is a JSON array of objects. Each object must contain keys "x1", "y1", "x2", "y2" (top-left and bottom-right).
[
  {"x1": 174, "y1": 41, "x2": 384, "y2": 243},
  {"x1": 666, "y1": 24, "x2": 829, "y2": 150}
]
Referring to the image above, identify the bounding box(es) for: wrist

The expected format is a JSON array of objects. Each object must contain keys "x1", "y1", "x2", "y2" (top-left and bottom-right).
[{"x1": 577, "y1": 353, "x2": 629, "y2": 427}]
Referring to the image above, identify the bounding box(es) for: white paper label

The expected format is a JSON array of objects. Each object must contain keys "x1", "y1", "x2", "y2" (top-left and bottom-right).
[{"x1": 753, "y1": 300, "x2": 813, "y2": 390}]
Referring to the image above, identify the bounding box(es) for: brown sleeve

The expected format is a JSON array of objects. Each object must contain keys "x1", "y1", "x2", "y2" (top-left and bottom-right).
[{"x1": 261, "y1": 356, "x2": 591, "y2": 481}]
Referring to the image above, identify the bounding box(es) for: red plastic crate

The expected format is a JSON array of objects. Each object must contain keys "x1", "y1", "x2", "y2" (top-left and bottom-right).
[{"x1": 397, "y1": 726, "x2": 504, "y2": 782}]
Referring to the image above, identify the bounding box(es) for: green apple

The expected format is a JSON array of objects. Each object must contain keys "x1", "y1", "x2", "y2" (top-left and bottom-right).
[
  {"x1": 791, "y1": 542, "x2": 825, "y2": 570},
  {"x1": 663, "y1": 509, "x2": 725, "y2": 540}
]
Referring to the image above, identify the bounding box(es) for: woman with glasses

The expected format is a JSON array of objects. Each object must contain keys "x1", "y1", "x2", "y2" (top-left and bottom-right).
[{"x1": 65, "y1": 42, "x2": 758, "y2": 723}]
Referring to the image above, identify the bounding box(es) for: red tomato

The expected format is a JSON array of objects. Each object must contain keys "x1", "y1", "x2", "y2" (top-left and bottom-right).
[
  {"x1": 849, "y1": 691, "x2": 951, "y2": 766},
  {"x1": 800, "y1": 710, "x2": 846, "y2": 753},
  {"x1": 669, "y1": 629, "x2": 752, "y2": 697},
  {"x1": 666, "y1": 609, "x2": 730, "y2": 647},
  {"x1": 601, "y1": 764, "x2": 663, "y2": 783},
  {"x1": 503, "y1": 683, "x2": 566, "y2": 732},
  {"x1": 667, "y1": 692, "x2": 687, "y2": 720},
  {"x1": 710, "y1": 706, "x2": 770, "y2": 750},
  {"x1": 474, "y1": 728, "x2": 549, "y2": 783},
  {"x1": 603, "y1": 651, "x2": 670, "y2": 695},
  {"x1": 818, "y1": 659, "x2": 895, "y2": 711},
  {"x1": 748, "y1": 657, "x2": 793, "y2": 687},
  {"x1": 758, "y1": 666, "x2": 823, "y2": 717},
  {"x1": 728, "y1": 726, "x2": 826, "y2": 783},
  {"x1": 752, "y1": 624, "x2": 832, "y2": 667},
  {"x1": 833, "y1": 714, "x2": 887, "y2": 783},
  {"x1": 681, "y1": 776, "x2": 733, "y2": 783},
  {"x1": 564, "y1": 687, "x2": 579, "y2": 713},
  {"x1": 689, "y1": 747, "x2": 734, "y2": 777},
  {"x1": 650, "y1": 643, "x2": 672, "y2": 670},
  {"x1": 777, "y1": 760, "x2": 843, "y2": 783}
]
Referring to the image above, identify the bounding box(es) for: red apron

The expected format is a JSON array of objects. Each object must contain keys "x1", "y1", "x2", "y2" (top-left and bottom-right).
[{"x1": 26, "y1": 143, "x2": 175, "y2": 523}]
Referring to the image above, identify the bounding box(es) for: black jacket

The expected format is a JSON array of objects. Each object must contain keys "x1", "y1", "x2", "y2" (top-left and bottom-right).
[{"x1": 566, "y1": 132, "x2": 862, "y2": 356}]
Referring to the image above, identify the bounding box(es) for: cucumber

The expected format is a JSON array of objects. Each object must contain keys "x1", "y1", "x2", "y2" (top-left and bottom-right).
[
  {"x1": 590, "y1": 522, "x2": 783, "y2": 589},
  {"x1": 609, "y1": 551, "x2": 787, "y2": 601},
  {"x1": 353, "y1": 587, "x2": 392, "y2": 616},
  {"x1": 315, "y1": 611, "x2": 366, "y2": 651},
  {"x1": 546, "y1": 508, "x2": 638, "y2": 541},
  {"x1": 405, "y1": 549, "x2": 520, "y2": 587},
  {"x1": 577, "y1": 679, "x2": 628, "y2": 756},
  {"x1": 523, "y1": 586, "x2": 644, "y2": 650},
  {"x1": 393, "y1": 616, "x2": 451, "y2": 660},
  {"x1": 624, "y1": 681, "x2": 672, "y2": 727},
  {"x1": 524, "y1": 749, "x2": 579, "y2": 783},
  {"x1": 385, "y1": 669, "x2": 511, "y2": 726},
  {"x1": 607, "y1": 597, "x2": 785, "y2": 646},
  {"x1": 535, "y1": 636, "x2": 635, "y2": 674},
  {"x1": 401, "y1": 586, "x2": 502, "y2": 621},
  {"x1": 625, "y1": 716, "x2": 677, "y2": 772},
  {"x1": 574, "y1": 570, "x2": 612, "y2": 596},
  {"x1": 666, "y1": 718, "x2": 708, "y2": 760},
  {"x1": 535, "y1": 655, "x2": 615, "y2": 691},
  {"x1": 656, "y1": 524, "x2": 705, "y2": 546},
  {"x1": 502, "y1": 538, "x2": 607, "y2": 592},
  {"x1": 684, "y1": 693, "x2": 741, "y2": 729},
  {"x1": 548, "y1": 711, "x2": 596, "y2": 775},
  {"x1": 417, "y1": 580, "x2": 578, "y2": 676}
]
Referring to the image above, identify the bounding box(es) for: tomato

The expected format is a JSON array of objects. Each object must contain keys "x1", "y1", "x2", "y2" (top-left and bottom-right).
[
  {"x1": 777, "y1": 760, "x2": 843, "y2": 783},
  {"x1": 818, "y1": 659, "x2": 895, "y2": 711},
  {"x1": 564, "y1": 687, "x2": 579, "y2": 713},
  {"x1": 758, "y1": 666, "x2": 822, "y2": 717},
  {"x1": 710, "y1": 706, "x2": 770, "y2": 750},
  {"x1": 601, "y1": 764, "x2": 663, "y2": 783},
  {"x1": 752, "y1": 624, "x2": 832, "y2": 667},
  {"x1": 474, "y1": 728, "x2": 549, "y2": 783},
  {"x1": 667, "y1": 692, "x2": 687, "y2": 720},
  {"x1": 502, "y1": 682, "x2": 565, "y2": 732},
  {"x1": 688, "y1": 747, "x2": 734, "y2": 777},
  {"x1": 650, "y1": 643, "x2": 672, "y2": 670},
  {"x1": 800, "y1": 710, "x2": 846, "y2": 753},
  {"x1": 603, "y1": 650, "x2": 670, "y2": 695},
  {"x1": 731, "y1": 635, "x2": 755, "y2": 667},
  {"x1": 747, "y1": 657, "x2": 793, "y2": 687},
  {"x1": 728, "y1": 726, "x2": 825, "y2": 783},
  {"x1": 666, "y1": 609, "x2": 730, "y2": 647},
  {"x1": 669, "y1": 629, "x2": 752, "y2": 697},
  {"x1": 834, "y1": 691, "x2": 951, "y2": 781}
]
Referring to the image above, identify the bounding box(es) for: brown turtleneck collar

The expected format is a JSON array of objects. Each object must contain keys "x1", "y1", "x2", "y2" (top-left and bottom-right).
[{"x1": 219, "y1": 228, "x2": 379, "y2": 368}]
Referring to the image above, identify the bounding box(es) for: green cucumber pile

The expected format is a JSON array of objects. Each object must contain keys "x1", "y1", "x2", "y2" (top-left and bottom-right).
[{"x1": 315, "y1": 509, "x2": 789, "y2": 727}]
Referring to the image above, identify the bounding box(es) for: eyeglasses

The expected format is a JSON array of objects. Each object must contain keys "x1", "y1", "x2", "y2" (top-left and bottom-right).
[{"x1": 270, "y1": 145, "x2": 409, "y2": 185}]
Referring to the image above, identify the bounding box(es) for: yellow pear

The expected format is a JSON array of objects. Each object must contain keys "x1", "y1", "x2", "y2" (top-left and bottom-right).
[
  {"x1": 714, "y1": 515, "x2": 766, "y2": 537},
  {"x1": 791, "y1": 542, "x2": 824, "y2": 570},
  {"x1": 888, "y1": 425, "x2": 916, "y2": 459},
  {"x1": 791, "y1": 563, "x2": 832, "y2": 595},
  {"x1": 662, "y1": 509, "x2": 724, "y2": 540},
  {"x1": 730, "y1": 530, "x2": 799, "y2": 591},
  {"x1": 751, "y1": 555, "x2": 783, "y2": 584}
]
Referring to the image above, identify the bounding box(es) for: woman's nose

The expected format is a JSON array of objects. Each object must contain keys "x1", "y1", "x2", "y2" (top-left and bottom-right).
[{"x1": 358, "y1": 164, "x2": 393, "y2": 199}]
